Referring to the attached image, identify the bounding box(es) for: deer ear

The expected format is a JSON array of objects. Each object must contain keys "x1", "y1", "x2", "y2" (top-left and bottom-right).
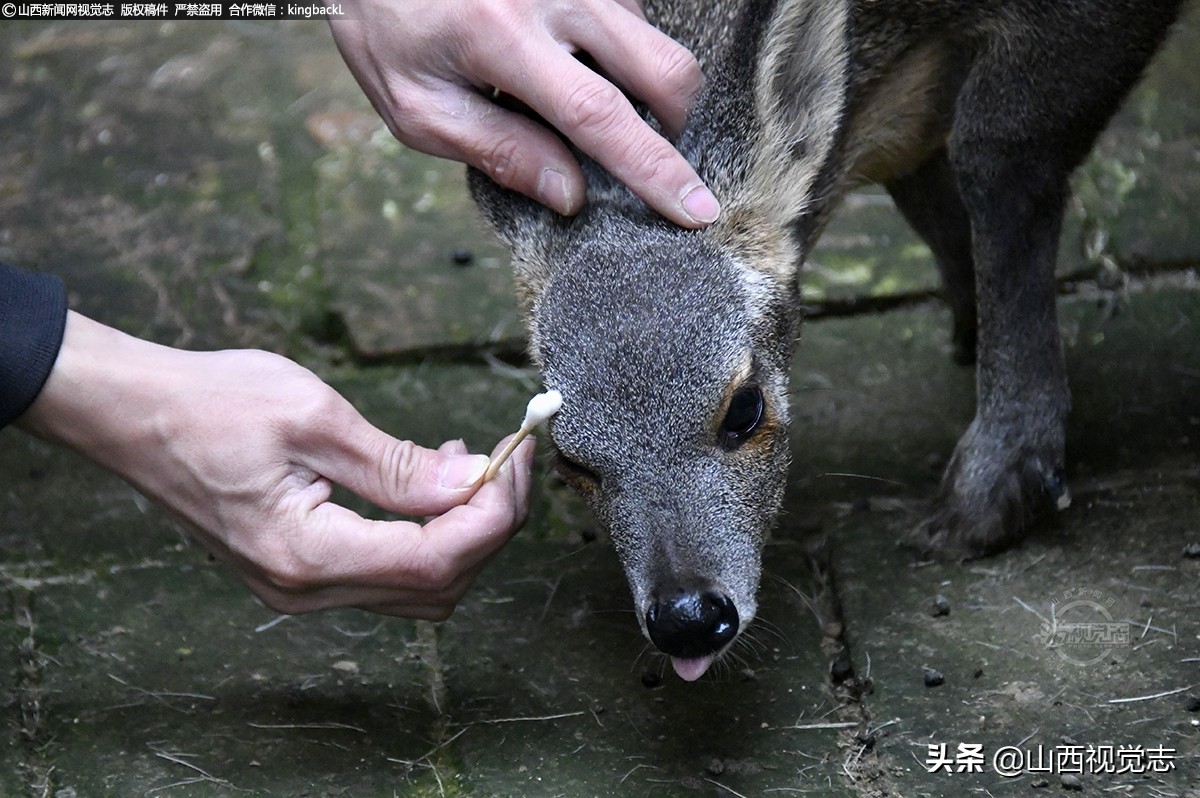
[
  {"x1": 699, "y1": 0, "x2": 851, "y2": 284},
  {"x1": 740, "y1": 0, "x2": 851, "y2": 227},
  {"x1": 466, "y1": 166, "x2": 560, "y2": 316},
  {"x1": 466, "y1": 167, "x2": 555, "y2": 254}
]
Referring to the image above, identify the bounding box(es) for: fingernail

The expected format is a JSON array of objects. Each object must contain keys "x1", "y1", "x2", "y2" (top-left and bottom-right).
[
  {"x1": 681, "y1": 184, "x2": 720, "y2": 224},
  {"x1": 440, "y1": 454, "x2": 490, "y2": 489},
  {"x1": 537, "y1": 168, "x2": 574, "y2": 215}
]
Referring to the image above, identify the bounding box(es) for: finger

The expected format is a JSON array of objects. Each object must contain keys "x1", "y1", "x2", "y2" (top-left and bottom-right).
[
  {"x1": 249, "y1": 567, "x2": 481, "y2": 618},
  {"x1": 379, "y1": 442, "x2": 534, "y2": 617},
  {"x1": 171, "y1": 518, "x2": 406, "y2": 616},
  {"x1": 424, "y1": 438, "x2": 471, "y2": 522},
  {"x1": 190, "y1": 441, "x2": 531, "y2": 617},
  {"x1": 562, "y1": 2, "x2": 703, "y2": 139},
  {"x1": 279, "y1": 437, "x2": 533, "y2": 591},
  {"x1": 354, "y1": 563, "x2": 492, "y2": 620},
  {"x1": 489, "y1": 46, "x2": 719, "y2": 227},
  {"x1": 496, "y1": 435, "x2": 535, "y2": 530},
  {"x1": 394, "y1": 80, "x2": 589, "y2": 216},
  {"x1": 413, "y1": 434, "x2": 535, "y2": 571},
  {"x1": 304, "y1": 399, "x2": 492, "y2": 517},
  {"x1": 437, "y1": 438, "x2": 469, "y2": 457},
  {"x1": 231, "y1": 506, "x2": 489, "y2": 610},
  {"x1": 245, "y1": 581, "x2": 468, "y2": 619}
]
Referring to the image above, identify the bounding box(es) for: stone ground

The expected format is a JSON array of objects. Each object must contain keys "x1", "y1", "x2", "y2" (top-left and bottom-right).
[{"x1": 1, "y1": 14, "x2": 1198, "y2": 798}]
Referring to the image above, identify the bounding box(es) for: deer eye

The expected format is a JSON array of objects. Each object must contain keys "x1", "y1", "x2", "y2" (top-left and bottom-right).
[{"x1": 720, "y1": 384, "x2": 764, "y2": 447}]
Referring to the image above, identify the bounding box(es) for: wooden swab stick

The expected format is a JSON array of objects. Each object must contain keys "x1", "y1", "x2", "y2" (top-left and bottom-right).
[{"x1": 481, "y1": 390, "x2": 563, "y2": 482}]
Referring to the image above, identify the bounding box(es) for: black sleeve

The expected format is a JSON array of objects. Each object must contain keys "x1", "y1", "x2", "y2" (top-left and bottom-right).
[{"x1": 0, "y1": 262, "x2": 69, "y2": 428}]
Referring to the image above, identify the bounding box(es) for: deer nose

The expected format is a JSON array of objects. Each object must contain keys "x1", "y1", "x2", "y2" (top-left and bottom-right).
[{"x1": 645, "y1": 590, "x2": 739, "y2": 658}]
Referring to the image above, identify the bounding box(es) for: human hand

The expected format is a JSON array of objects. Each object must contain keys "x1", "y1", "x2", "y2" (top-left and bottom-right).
[
  {"x1": 329, "y1": 0, "x2": 720, "y2": 227},
  {"x1": 19, "y1": 312, "x2": 534, "y2": 620}
]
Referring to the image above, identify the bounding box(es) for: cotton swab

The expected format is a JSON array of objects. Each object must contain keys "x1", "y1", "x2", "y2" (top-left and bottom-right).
[{"x1": 480, "y1": 390, "x2": 563, "y2": 482}]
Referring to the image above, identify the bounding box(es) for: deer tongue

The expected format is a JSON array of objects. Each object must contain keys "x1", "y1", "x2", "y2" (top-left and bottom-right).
[{"x1": 671, "y1": 655, "x2": 715, "y2": 682}]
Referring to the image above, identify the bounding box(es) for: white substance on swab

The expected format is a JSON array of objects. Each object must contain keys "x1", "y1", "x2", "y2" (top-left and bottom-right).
[
  {"x1": 522, "y1": 389, "x2": 563, "y2": 429},
  {"x1": 481, "y1": 390, "x2": 562, "y2": 482}
]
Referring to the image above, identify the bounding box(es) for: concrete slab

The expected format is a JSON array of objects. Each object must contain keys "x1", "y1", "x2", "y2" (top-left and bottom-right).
[
  {"x1": 26, "y1": 560, "x2": 437, "y2": 796},
  {"x1": 833, "y1": 476, "x2": 1200, "y2": 796},
  {"x1": 810, "y1": 4, "x2": 1200, "y2": 308},
  {"x1": 441, "y1": 539, "x2": 851, "y2": 798},
  {"x1": 814, "y1": 285, "x2": 1200, "y2": 795},
  {"x1": 1, "y1": 347, "x2": 849, "y2": 796},
  {"x1": 4, "y1": 12, "x2": 1196, "y2": 362},
  {"x1": 0, "y1": 433, "x2": 183, "y2": 567},
  {"x1": 5, "y1": 283, "x2": 1194, "y2": 796},
  {"x1": 313, "y1": 128, "x2": 521, "y2": 358},
  {"x1": 0, "y1": 24, "x2": 291, "y2": 351},
  {"x1": 1, "y1": 8, "x2": 1197, "y2": 798},
  {"x1": 0, "y1": 21, "x2": 519, "y2": 358},
  {"x1": 7, "y1": 531, "x2": 850, "y2": 797}
]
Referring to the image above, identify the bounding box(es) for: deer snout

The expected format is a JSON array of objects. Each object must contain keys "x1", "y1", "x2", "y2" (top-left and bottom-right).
[{"x1": 645, "y1": 589, "x2": 739, "y2": 681}]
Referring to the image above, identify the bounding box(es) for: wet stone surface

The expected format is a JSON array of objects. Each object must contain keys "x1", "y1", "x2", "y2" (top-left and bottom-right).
[
  {"x1": 25, "y1": 566, "x2": 434, "y2": 796},
  {"x1": 2, "y1": 10, "x2": 1200, "y2": 798}
]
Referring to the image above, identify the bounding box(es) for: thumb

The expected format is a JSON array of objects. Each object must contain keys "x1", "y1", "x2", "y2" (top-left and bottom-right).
[
  {"x1": 306, "y1": 400, "x2": 491, "y2": 516},
  {"x1": 375, "y1": 437, "x2": 492, "y2": 516}
]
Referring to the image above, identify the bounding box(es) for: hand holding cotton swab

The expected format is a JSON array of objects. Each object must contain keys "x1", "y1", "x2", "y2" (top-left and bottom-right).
[{"x1": 481, "y1": 390, "x2": 563, "y2": 482}]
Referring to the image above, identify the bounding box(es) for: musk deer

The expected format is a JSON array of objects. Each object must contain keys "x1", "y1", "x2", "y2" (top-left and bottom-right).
[{"x1": 469, "y1": 0, "x2": 1183, "y2": 680}]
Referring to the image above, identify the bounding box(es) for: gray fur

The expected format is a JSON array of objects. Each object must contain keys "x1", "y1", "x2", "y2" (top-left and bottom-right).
[{"x1": 468, "y1": 0, "x2": 1183, "y2": 665}]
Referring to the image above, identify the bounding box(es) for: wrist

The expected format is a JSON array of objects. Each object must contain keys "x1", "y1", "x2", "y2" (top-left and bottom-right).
[{"x1": 16, "y1": 312, "x2": 175, "y2": 471}]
